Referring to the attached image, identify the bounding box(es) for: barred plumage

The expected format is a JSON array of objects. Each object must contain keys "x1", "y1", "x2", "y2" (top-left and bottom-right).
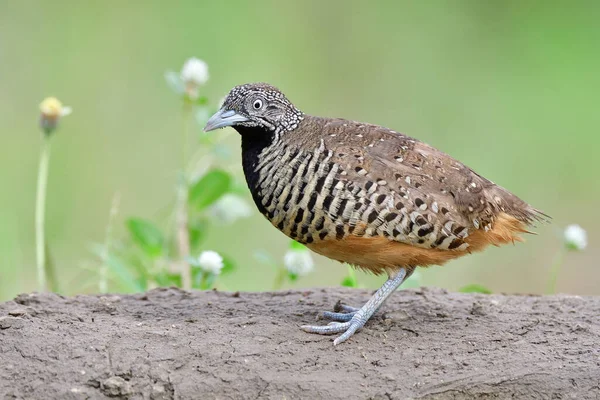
[{"x1": 205, "y1": 82, "x2": 548, "y2": 345}]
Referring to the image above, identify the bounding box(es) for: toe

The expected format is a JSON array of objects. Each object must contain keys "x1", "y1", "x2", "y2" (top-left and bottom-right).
[
  {"x1": 321, "y1": 311, "x2": 356, "y2": 322},
  {"x1": 301, "y1": 321, "x2": 351, "y2": 334},
  {"x1": 334, "y1": 302, "x2": 360, "y2": 313},
  {"x1": 333, "y1": 322, "x2": 362, "y2": 345},
  {"x1": 333, "y1": 314, "x2": 367, "y2": 345}
]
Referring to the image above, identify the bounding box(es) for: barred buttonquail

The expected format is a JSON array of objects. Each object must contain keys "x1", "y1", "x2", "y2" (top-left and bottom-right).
[{"x1": 204, "y1": 83, "x2": 547, "y2": 345}]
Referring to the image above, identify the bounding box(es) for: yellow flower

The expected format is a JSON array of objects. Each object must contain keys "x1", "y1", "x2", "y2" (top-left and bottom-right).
[{"x1": 39, "y1": 97, "x2": 72, "y2": 134}]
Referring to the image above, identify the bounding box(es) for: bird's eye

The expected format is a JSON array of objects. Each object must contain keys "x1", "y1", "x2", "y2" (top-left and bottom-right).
[{"x1": 253, "y1": 99, "x2": 263, "y2": 110}]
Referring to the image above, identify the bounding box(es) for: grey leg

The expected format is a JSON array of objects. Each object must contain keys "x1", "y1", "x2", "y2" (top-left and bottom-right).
[{"x1": 301, "y1": 268, "x2": 408, "y2": 345}]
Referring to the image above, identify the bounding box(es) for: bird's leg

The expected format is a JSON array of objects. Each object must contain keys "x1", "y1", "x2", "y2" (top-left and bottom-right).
[{"x1": 301, "y1": 268, "x2": 408, "y2": 345}]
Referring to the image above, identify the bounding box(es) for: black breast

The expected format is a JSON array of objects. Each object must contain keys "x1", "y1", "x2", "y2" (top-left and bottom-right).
[{"x1": 237, "y1": 126, "x2": 276, "y2": 216}]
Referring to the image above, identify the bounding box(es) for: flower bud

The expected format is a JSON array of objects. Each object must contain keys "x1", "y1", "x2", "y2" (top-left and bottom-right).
[{"x1": 39, "y1": 97, "x2": 71, "y2": 135}]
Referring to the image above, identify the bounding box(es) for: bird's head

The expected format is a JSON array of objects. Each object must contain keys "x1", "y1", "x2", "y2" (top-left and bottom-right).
[{"x1": 204, "y1": 83, "x2": 303, "y2": 134}]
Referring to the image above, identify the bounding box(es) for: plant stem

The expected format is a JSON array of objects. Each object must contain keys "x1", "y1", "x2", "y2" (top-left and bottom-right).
[
  {"x1": 182, "y1": 101, "x2": 192, "y2": 170},
  {"x1": 177, "y1": 103, "x2": 193, "y2": 291},
  {"x1": 273, "y1": 268, "x2": 286, "y2": 290},
  {"x1": 547, "y1": 249, "x2": 565, "y2": 294},
  {"x1": 35, "y1": 137, "x2": 51, "y2": 292},
  {"x1": 100, "y1": 192, "x2": 121, "y2": 294}
]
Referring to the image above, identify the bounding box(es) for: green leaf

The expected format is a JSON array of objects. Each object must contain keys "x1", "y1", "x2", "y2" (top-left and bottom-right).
[
  {"x1": 154, "y1": 271, "x2": 183, "y2": 288},
  {"x1": 196, "y1": 96, "x2": 209, "y2": 106},
  {"x1": 230, "y1": 182, "x2": 252, "y2": 196},
  {"x1": 188, "y1": 169, "x2": 231, "y2": 210},
  {"x1": 221, "y1": 256, "x2": 236, "y2": 275},
  {"x1": 90, "y1": 244, "x2": 145, "y2": 292},
  {"x1": 188, "y1": 218, "x2": 209, "y2": 250},
  {"x1": 341, "y1": 275, "x2": 358, "y2": 288},
  {"x1": 120, "y1": 247, "x2": 152, "y2": 285},
  {"x1": 288, "y1": 272, "x2": 298, "y2": 282},
  {"x1": 289, "y1": 240, "x2": 307, "y2": 251},
  {"x1": 459, "y1": 284, "x2": 492, "y2": 294},
  {"x1": 126, "y1": 218, "x2": 164, "y2": 258}
]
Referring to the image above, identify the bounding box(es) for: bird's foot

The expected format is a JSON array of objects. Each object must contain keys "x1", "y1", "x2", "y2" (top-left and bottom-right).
[
  {"x1": 301, "y1": 312, "x2": 368, "y2": 346},
  {"x1": 300, "y1": 268, "x2": 409, "y2": 345}
]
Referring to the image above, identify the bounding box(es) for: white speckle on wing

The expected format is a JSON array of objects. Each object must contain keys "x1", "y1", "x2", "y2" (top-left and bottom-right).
[{"x1": 318, "y1": 139, "x2": 325, "y2": 152}]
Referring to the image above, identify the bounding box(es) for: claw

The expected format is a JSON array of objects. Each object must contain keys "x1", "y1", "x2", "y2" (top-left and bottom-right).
[{"x1": 299, "y1": 268, "x2": 409, "y2": 345}]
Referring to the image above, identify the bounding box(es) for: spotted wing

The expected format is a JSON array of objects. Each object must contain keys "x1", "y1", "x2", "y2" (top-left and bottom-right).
[{"x1": 318, "y1": 118, "x2": 539, "y2": 251}]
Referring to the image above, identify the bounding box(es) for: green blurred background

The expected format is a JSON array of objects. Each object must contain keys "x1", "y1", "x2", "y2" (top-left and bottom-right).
[{"x1": 1, "y1": 1, "x2": 598, "y2": 301}]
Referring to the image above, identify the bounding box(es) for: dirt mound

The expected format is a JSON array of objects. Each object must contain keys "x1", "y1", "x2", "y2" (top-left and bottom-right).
[{"x1": 0, "y1": 287, "x2": 598, "y2": 399}]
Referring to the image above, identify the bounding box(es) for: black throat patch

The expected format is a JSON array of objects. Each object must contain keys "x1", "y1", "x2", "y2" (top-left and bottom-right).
[{"x1": 237, "y1": 125, "x2": 278, "y2": 216}]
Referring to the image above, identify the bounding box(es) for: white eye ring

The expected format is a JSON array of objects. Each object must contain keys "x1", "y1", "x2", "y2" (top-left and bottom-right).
[{"x1": 253, "y1": 99, "x2": 263, "y2": 110}]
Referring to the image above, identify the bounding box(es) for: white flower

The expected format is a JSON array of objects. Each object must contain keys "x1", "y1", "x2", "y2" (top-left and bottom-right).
[
  {"x1": 284, "y1": 248, "x2": 314, "y2": 277},
  {"x1": 209, "y1": 194, "x2": 252, "y2": 224},
  {"x1": 180, "y1": 57, "x2": 208, "y2": 99},
  {"x1": 197, "y1": 250, "x2": 224, "y2": 275},
  {"x1": 181, "y1": 57, "x2": 209, "y2": 85},
  {"x1": 564, "y1": 224, "x2": 587, "y2": 251}
]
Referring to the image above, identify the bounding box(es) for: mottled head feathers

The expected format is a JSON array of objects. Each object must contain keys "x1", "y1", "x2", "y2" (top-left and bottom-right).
[{"x1": 211, "y1": 83, "x2": 304, "y2": 134}]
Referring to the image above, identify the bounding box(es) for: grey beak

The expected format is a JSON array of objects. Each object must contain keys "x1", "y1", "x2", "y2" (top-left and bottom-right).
[{"x1": 204, "y1": 109, "x2": 248, "y2": 132}]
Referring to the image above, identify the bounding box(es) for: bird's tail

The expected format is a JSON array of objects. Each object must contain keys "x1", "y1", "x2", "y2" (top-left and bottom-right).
[{"x1": 490, "y1": 186, "x2": 550, "y2": 229}]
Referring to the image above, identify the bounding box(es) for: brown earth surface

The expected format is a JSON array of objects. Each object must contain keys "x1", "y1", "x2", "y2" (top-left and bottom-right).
[{"x1": 0, "y1": 287, "x2": 599, "y2": 399}]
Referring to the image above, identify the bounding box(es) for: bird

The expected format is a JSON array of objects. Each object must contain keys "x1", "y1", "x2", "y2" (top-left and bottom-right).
[{"x1": 204, "y1": 83, "x2": 547, "y2": 345}]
